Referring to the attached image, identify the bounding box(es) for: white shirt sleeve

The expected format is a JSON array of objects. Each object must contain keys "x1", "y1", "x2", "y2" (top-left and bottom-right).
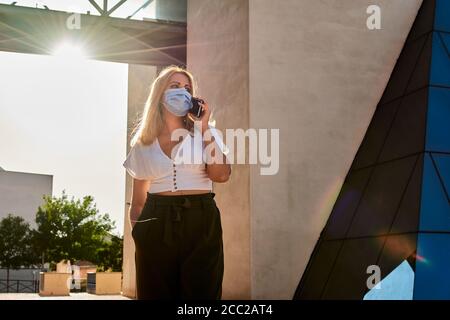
[{"x1": 123, "y1": 142, "x2": 151, "y2": 180}]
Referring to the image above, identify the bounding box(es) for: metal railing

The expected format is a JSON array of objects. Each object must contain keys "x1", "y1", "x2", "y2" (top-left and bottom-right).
[{"x1": 0, "y1": 279, "x2": 39, "y2": 293}]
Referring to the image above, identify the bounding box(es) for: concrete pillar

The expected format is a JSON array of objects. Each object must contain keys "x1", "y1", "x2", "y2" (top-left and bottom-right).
[
  {"x1": 122, "y1": 64, "x2": 157, "y2": 299},
  {"x1": 187, "y1": 0, "x2": 251, "y2": 299}
]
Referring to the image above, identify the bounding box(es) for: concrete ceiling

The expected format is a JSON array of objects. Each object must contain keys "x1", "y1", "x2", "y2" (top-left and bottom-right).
[{"x1": 0, "y1": 3, "x2": 186, "y2": 66}]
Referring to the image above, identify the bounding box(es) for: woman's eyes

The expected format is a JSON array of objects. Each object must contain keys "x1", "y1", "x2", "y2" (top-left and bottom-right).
[{"x1": 171, "y1": 85, "x2": 191, "y2": 93}]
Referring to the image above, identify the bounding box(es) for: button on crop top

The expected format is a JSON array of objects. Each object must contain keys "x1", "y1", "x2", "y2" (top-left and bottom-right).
[{"x1": 123, "y1": 125, "x2": 229, "y2": 194}]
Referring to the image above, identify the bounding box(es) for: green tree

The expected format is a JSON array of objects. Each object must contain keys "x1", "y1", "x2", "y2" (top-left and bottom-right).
[
  {"x1": 33, "y1": 190, "x2": 119, "y2": 269},
  {"x1": 0, "y1": 214, "x2": 37, "y2": 291},
  {"x1": 97, "y1": 234, "x2": 123, "y2": 272}
]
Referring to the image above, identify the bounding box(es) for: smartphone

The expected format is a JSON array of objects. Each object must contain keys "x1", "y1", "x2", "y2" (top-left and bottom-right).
[{"x1": 190, "y1": 97, "x2": 204, "y2": 118}]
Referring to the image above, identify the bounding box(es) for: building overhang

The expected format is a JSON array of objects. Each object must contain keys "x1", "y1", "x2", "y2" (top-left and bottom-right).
[{"x1": 0, "y1": 3, "x2": 186, "y2": 66}]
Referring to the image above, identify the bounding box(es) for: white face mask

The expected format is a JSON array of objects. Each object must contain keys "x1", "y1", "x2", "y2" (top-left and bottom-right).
[{"x1": 162, "y1": 87, "x2": 193, "y2": 116}]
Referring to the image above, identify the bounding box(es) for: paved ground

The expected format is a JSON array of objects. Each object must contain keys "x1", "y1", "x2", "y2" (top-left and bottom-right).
[{"x1": 0, "y1": 293, "x2": 132, "y2": 300}]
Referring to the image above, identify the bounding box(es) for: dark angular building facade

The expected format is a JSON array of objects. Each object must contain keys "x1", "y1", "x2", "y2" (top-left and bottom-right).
[{"x1": 295, "y1": 0, "x2": 450, "y2": 300}]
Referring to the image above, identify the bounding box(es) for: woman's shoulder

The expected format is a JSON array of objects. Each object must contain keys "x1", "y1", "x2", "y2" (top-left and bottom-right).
[
  {"x1": 128, "y1": 138, "x2": 162, "y2": 163},
  {"x1": 124, "y1": 138, "x2": 158, "y2": 180}
]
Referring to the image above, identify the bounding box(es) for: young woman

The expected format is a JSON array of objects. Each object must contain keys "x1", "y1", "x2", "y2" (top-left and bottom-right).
[{"x1": 123, "y1": 65, "x2": 231, "y2": 300}]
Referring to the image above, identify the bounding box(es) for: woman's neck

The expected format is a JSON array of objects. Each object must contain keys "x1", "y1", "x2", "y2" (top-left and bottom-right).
[{"x1": 161, "y1": 116, "x2": 186, "y2": 136}]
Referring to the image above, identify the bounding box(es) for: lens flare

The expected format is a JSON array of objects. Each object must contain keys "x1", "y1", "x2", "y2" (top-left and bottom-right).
[{"x1": 52, "y1": 41, "x2": 87, "y2": 60}]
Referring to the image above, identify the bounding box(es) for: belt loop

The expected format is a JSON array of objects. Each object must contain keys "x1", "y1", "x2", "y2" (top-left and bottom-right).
[{"x1": 203, "y1": 192, "x2": 214, "y2": 209}]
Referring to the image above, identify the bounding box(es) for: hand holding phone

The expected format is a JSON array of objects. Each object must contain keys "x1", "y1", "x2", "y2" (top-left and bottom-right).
[{"x1": 190, "y1": 97, "x2": 204, "y2": 118}]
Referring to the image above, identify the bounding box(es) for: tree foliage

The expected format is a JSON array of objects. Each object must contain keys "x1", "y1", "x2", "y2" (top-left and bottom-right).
[
  {"x1": 33, "y1": 190, "x2": 122, "y2": 270},
  {"x1": 0, "y1": 214, "x2": 36, "y2": 269}
]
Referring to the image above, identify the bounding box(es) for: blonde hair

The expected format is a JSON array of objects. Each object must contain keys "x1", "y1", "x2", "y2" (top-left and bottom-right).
[{"x1": 130, "y1": 65, "x2": 198, "y2": 146}]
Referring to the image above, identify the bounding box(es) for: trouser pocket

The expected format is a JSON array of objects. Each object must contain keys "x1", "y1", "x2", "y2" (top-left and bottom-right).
[{"x1": 132, "y1": 200, "x2": 159, "y2": 242}]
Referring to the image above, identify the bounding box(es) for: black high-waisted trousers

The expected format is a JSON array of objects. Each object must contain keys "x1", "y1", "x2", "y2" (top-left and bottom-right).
[{"x1": 132, "y1": 192, "x2": 224, "y2": 300}]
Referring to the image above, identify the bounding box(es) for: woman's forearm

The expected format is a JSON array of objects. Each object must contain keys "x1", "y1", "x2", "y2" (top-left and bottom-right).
[
  {"x1": 207, "y1": 163, "x2": 231, "y2": 182},
  {"x1": 204, "y1": 138, "x2": 231, "y2": 182}
]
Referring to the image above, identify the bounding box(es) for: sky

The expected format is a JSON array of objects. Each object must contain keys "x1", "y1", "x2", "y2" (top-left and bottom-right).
[{"x1": 0, "y1": 49, "x2": 129, "y2": 236}]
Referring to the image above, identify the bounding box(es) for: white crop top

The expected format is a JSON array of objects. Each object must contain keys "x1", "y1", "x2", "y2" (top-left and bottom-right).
[{"x1": 123, "y1": 125, "x2": 229, "y2": 194}]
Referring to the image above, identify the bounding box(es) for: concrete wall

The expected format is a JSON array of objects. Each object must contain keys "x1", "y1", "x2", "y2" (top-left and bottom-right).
[
  {"x1": 0, "y1": 170, "x2": 53, "y2": 228},
  {"x1": 187, "y1": 0, "x2": 251, "y2": 299},
  {"x1": 187, "y1": 0, "x2": 422, "y2": 299},
  {"x1": 94, "y1": 272, "x2": 123, "y2": 295},
  {"x1": 248, "y1": 0, "x2": 422, "y2": 299},
  {"x1": 122, "y1": 64, "x2": 157, "y2": 299}
]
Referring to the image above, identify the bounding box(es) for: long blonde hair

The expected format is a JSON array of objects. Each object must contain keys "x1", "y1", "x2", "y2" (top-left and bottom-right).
[{"x1": 130, "y1": 65, "x2": 198, "y2": 146}]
